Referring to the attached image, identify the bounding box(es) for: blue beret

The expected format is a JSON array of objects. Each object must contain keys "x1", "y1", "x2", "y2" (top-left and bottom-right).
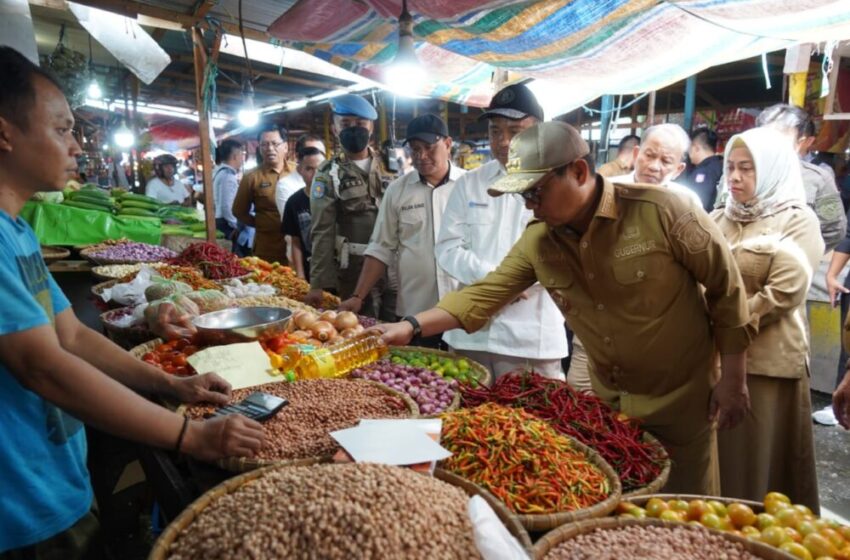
[{"x1": 330, "y1": 94, "x2": 377, "y2": 120}]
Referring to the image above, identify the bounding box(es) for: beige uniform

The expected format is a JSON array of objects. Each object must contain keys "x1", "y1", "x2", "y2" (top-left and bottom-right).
[
  {"x1": 232, "y1": 164, "x2": 294, "y2": 264},
  {"x1": 437, "y1": 177, "x2": 751, "y2": 494},
  {"x1": 713, "y1": 203, "x2": 823, "y2": 511},
  {"x1": 310, "y1": 150, "x2": 397, "y2": 320}
]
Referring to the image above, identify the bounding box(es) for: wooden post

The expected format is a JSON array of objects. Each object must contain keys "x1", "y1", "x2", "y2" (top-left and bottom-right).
[
  {"x1": 323, "y1": 106, "x2": 332, "y2": 158},
  {"x1": 192, "y1": 26, "x2": 218, "y2": 242},
  {"x1": 379, "y1": 95, "x2": 388, "y2": 144},
  {"x1": 647, "y1": 90, "x2": 656, "y2": 127}
]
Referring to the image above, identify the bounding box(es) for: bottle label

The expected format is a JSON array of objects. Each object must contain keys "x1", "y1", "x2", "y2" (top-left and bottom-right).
[{"x1": 313, "y1": 348, "x2": 337, "y2": 378}]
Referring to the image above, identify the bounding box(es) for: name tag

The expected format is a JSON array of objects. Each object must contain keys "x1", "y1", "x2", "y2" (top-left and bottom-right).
[
  {"x1": 260, "y1": 182, "x2": 272, "y2": 189},
  {"x1": 468, "y1": 201, "x2": 488, "y2": 208},
  {"x1": 401, "y1": 203, "x2": 426, "y2": 212}
]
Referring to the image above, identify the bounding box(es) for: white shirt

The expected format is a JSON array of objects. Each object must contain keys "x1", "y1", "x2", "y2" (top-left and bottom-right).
[
  {"x1": 212, "y1": 164, "x2": 239, "y2": 227},
  {"x1": 365, "y1": 164, "x2": 465, "y2": 317},
  {"x1": 145, "y1": 176, "x2": 190, "y2": 204},
  {"x1": 274, "y1": 170, "x2": 305, "y2": 219},
  {"x1": 610, "y1": 172, "x2": 704, "y2": 208},
  {"x1": 435, "y1": 160, "x2": 569, "y2": 360}
]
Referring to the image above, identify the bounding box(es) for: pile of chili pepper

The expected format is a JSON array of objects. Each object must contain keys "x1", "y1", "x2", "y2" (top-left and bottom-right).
[
  {"x1": 120, "y1": 265, "x2": 218, "y2": 290},
  {"x1": 168, "y1": 242, "x2": 248, "y2": 280},
  {"x1": 461, "y1": 371, "x2": 666, "y2": 492},
  {"x1": 240, "y1": 256, "x2": 340, "y2": 307},
  {"x1": 440, "y1": 403, "x2": 610, "y2": 515}
]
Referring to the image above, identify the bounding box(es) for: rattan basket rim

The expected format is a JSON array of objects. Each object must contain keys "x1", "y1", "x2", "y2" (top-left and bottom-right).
[
  {"x1": 620, "y1": 431, "x2": 672, "y2": 498},
  {"x1": 531, "y1": 514, "x2": 796, "y2": 559},
  {"x1": 624, "y1": 493, "x2": 765, "y2": 510},
  {"x1": 390, "y1": 345, "x2": 492, "y2": 387}
]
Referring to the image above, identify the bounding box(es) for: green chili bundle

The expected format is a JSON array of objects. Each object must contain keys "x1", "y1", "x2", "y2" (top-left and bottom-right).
[{"x1": 440, "y1": 403, "x2": 610, "y2": 514}]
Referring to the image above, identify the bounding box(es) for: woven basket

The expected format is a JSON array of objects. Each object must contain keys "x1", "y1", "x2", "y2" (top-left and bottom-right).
[
  {"x1": 148, "y1": 461, "x2": 531, "y2": 560},
  {"x1": 624, "y1": 493, "x2": 765, "y2": 512},
  {"x1": 91, "y1": 263, "x2": 165, "y2": 282},
  {"x1": 41, "y1": 245, "x2": 70, "y2": 264},
  {"x1": 100, "y1": 306, "x2": 155, "y2": 350},
  {"x1": 531, "y1": 516, "x2": 795, "y2": 560},
  {"x1": 179, "y1": 380, "x2": 420, "y2": 473},
  {"x1": 620, "y1": 431, "x2": 672, "y2": 498},
  {"x1": 129, "y1": 338, "x2": 163, "y2": 360},
  {"x1": 390, "y1": 345, "x2": 492, "y2": 387},
  {"x1": 445, "y1": 434, "x2": 622, "y2": 533},
  {"x1": 81, "y1": 244, "x2": 169, "y2": 265},
  {"x1": 90, "y1": 279, "x2": 127, "y2": 309}
]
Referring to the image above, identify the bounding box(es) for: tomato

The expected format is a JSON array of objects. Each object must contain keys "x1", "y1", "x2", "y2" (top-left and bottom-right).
[
  {"x1": 803, "y1": 532, "x2": 839, "y2": 558},
  {"x1": 820, "y1": 528, "x2": 848, "y2": 549},
  {"x1": 172, "y1": 354, "x2": 188, "y2": 367},
  {"x1": 728, "y1": 503, "x2": 757, "y2": 528},
  {"x1": 761, "y1": 525, "x2": 792, "y2": 547},
  {"x1": 757, "y1": 513, "x2": 779, "y2": 531},
  {"x1": 660, "y1": 510, "x2": 684, "y2": 522},
  {"x1": 645, "y1": 498, "x2": 669, "y2": 518},
  {"x1": 766, "y1": 498, "x2": 792, "y2": 515},
  {"x1": 162, "y1": 364, "x2": 176, "y2": 374},
  {"x1": 688, "y1": 500, "x2": 713, "y2": 521},
  {"x1": 616, "y1": 502, "x2": 639, "y2": 515},
  {"x1": 700, "y1": 512, "x2": 723, "y2": 530},
  {"x1": 786, "y1": 528, "x2": 804, "y2": 543},
  {"x1": 765, "y1": 492, "x2": 792, "y2": 505},
  {"x1": 708, "y1": 500, "x2": 728, "y2": 518},
  {"x1": 742, "y1": 526, "x2": 762, "y2": 539},
  {"x1": 670, "y1": 500, "x2": 690, "y2": 515},
  {"x1": 777, "y1": 508, "x2": 805, "y2": 529},
  {"x1": 780, "y1": 541, "x2": 814, "y2": 560},
  {"x1": 183, "y1": 345, "x2": 198, "y2": 356}
]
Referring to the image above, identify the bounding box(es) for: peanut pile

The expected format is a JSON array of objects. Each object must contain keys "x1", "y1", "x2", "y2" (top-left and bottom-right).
[
  {"x1": 544, "y1": 524, "x2": 762, "y2": 560},
  {"x1": 166, "y1": 463, "x2": 482, "y2": 560},
  {"x1": 185, "y1": 379, "x2": 413, "y2": 461},
  {"x1": 231, "y1": 295, "x2": 317, "y2": 315}
]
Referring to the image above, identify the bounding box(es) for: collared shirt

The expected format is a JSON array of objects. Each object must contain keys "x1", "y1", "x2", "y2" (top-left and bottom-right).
[
  {"x1": 275, "y1": 170, "x2": 305, "y2": 220},
  {"x1": 682, "y1": 155, "x2": 724, "y2": 212},
  {"x1": 232, "y1": 162, "x2": 294, "y2": 262},
  {"x1": 800, "y1": 159, "x2": 846, "y2": 251},
  {"x1": 713, "y1": 203, "x2": 823, "y2": 380},
  {"x1": 435, "y1": 159, "x2": 569, "y2": 360},
  {"x1": 145, "y1": 176, "x2": 190, "y2": 205},
  {"x1": 610, "y1": 171, "x2": 704, "y2": 209},
  {"x1": 212, "y1": 164, "x2": 239, "y2": 227},
  {"x1": 438, "y1": 176, "x2": 751, "y2": 396},
  {"x1": 365, "y1": 163, "x2": 465, "y2": 316},
  {"x1": 596, "y1": 159, "x2": 631, "y2": 178}
]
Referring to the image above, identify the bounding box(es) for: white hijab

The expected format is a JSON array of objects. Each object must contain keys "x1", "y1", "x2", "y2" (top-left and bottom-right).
[{"x1": 722, "y1": 126, "x2": 806, "y2": 223}]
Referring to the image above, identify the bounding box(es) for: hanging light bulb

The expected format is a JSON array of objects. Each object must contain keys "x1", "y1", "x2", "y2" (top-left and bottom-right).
[
  {"x1": 87, "y1": 79, "x2": 102, "y2": 100},
  {"x1": 114, "y1": 122, "x2": 134, "y2": 148},
  {"x1": 238, "y1": 79, "x2": 259, "y2": 127},
  {"x1": 384, "y1": 0, "x2": 424, "y2": 96}
]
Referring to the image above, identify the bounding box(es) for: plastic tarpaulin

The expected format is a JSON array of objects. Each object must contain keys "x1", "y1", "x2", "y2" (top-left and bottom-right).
[
  {"x1": 268, "y1": 0, "x2": 850, "y2": 112},
  {"x1": 20, "y1": 202, "x2": 162, "y2": 246}
]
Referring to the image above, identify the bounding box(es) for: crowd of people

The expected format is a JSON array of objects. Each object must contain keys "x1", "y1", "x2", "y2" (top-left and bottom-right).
[{"x1": 2, "y1": 41, "x2": 850, "y2": 555}]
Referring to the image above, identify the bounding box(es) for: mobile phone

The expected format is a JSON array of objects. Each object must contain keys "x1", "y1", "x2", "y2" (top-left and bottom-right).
[{"x1": 213, "y1": 392, "x2": 289, "y2": 422}]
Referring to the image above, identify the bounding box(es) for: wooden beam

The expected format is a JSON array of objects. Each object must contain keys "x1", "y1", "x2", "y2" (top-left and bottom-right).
[
  {"x1": 172, "y1": 55, "x2": 340, "y2": 90},
  {"x1": 192, "y1": 27, "x2": 217, "y2": 242},
  {"x1": 695, "y1": 86, "x2": 723, "y2": 111}
]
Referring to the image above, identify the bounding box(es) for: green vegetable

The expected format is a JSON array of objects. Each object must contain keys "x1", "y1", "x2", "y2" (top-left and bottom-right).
[
  {"x1": 118, "y1": 207, "x2": 158, "y2": 217},
  {"x1": 119, "y1": 199, "x2": 160, "y2": 211},
  {"x1": 69, "y1": 194, "x2": 116, "y2": 208},
  {"x1": 62, "y1": 200, "x2": 113, "y2": 213},
  {"x1": 120, "y1": 193, "x2": 161, "y2": 205}
]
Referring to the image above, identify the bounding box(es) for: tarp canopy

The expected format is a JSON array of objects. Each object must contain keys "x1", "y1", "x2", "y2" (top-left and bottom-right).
[{"x1": 268, "y1": 0, "x2": 850, "y2": 112}]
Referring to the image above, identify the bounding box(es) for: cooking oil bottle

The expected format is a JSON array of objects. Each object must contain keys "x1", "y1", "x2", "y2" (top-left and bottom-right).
[{"x1": 280, "y1": 334, "x2": 388, "y2": 380}]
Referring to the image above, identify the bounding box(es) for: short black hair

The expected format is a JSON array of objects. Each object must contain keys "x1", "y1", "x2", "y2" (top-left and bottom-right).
[
  {"x1": 215, "y1": 139, "x2": 243, "y2": 164},
  {"x1": 256, "y1": 121, "x2": 288, "y2": 142},
  {"x1": 690, "y1": 127, "x2": 718, "y2": 151},
  {"x1": 295, "y1": 133, "x2": 323, "y2": 160},
  {"x1": 0, "y1": 46, "x2": 63, "y2": 131},
  {"x1": 618, "y1": 134, "x2": 640, "y2": 151}
]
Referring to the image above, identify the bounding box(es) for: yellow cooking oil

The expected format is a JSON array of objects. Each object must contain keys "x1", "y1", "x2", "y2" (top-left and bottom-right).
[{"x1": 281, "y1": 334, "x2": 388, "y2": 380}]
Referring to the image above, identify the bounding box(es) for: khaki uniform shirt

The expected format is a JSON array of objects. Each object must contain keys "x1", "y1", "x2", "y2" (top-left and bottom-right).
[
  {"x1": 597, "y1": 159, "x2": 630, "y2": 178},
  {"x1": 800, "y1": 160, "x2": 846, "y2": 252},
  {"x1": 309, "y1": 149, "x2": 396, "y2": 292},
  {"x1": 232, "y1": 163, "x2": 294, "y2": 263},
  {"x1": 438, "y1": 177, "x2": 751, "y2": 443},
  {"x1": 713, "y1": 204, "x2": 823, "y2": 379}
]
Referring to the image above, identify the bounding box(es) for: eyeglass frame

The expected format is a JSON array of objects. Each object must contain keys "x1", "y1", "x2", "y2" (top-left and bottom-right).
[{"x1": 259, "y1": 140, "x2": 287, "y2": 150}]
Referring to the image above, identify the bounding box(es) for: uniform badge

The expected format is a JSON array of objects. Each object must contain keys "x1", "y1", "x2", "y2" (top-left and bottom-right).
[
  {"x1": 622, "y1": 226, "x2": 640, "y2": 240},
  {"x1": 260, "y1": 182, "x2": 271, "y2": 189},
  {"x1": 312, "y1": 178, "x2": 327, "y2": 199},
  {"x1": 672, "y1": 212, "x2": 710, "y2": 254},
  {"x1": 496, "y1": 88, "x2": 516, "y2": 104}
]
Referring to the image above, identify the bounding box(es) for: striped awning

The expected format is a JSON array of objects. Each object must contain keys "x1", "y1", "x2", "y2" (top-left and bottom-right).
[{"x1": 267, "y1": 0, "x2": 850, "y2": 111}]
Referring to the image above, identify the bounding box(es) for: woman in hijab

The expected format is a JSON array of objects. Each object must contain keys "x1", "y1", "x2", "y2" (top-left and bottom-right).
[{"x1": 712, "y1": 126, "x2": 823, "y2": 511}]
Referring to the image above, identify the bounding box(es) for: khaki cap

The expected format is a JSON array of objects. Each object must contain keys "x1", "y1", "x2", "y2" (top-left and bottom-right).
[{"x1": 488, "y1": 121, "x2": 590, "y2": 196}]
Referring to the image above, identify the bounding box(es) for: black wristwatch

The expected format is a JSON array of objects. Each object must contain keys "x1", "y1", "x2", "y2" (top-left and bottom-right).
[{"x1": 402, "y1": 315, "x2": 422, "y2": 338}]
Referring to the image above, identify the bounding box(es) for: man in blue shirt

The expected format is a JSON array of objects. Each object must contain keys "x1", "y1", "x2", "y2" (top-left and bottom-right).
[{"x1": 0, "y1": 47, "x2": 265, "y2": 556}]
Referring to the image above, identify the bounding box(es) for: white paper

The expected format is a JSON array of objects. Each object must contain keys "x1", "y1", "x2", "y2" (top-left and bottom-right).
[
  {"x1": 468, "y1": 496, "x2": 530, "y2": 560},
  {"x1": 187, "y1": 341, "x2": 276, "y2": 390},
  {"x1": 330, "y1": 421, "x2": 451, "y2": 466}
]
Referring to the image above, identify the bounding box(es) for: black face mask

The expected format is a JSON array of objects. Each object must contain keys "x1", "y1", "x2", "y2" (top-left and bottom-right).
[{"x1": 339, "y1": 126, "x2": 370, "y2": 154}]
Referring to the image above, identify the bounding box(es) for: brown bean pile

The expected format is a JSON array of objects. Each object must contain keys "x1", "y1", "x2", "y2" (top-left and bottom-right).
[
  {"x1": 544, "y1": 524, "x2": 762, "y2": 560},
  {"x1": 166, "y1": 463, "x2": 482, "y2": 560},
  {"x1": 184, "y1": 379, "x2": 413, "y2": 460}
]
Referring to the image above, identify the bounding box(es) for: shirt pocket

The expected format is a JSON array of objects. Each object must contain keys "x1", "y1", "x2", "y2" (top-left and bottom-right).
[
  {"x1": 544, "y1": 275, "x2": 579, "y2": 317},
  {"x1": 611, "y1": 253, "x2": 668, "y2": 316},
  {"x1": 338, "y1": 181, "x2": 372, "y2": 213},
  {"x1": 462, "y1": 211, "x2": 493, "y2": 247},
  {"x1": 735, "y1": 242, "x2": 774, "y2": 291},
  {"x1": 399, "y1": 208, "x2": 427, "y2": 243}
]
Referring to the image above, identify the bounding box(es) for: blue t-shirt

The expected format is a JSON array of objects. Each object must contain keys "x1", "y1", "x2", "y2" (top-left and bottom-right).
[{"x1": 0, "y1": 210, "x2": 92, "y2": 552}]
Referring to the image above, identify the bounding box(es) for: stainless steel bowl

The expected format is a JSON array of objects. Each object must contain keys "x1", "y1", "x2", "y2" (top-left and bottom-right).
[{"x1": 192, "y1": 306, "x2": 292, "y2": 345}]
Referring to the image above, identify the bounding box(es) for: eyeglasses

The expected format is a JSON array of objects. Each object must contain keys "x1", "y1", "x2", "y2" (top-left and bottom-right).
[{"x1": 259, "y1": 141, "x2": 286, "y2": 150}]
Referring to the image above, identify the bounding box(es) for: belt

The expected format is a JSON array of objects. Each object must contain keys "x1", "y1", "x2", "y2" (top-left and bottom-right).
[{"x1": 335, "y1": 237, "x2": 369, "y2": 270}]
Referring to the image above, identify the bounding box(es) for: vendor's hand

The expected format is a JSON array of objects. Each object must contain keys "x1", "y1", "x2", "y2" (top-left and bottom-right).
[
  {"x1": 708, "y1": 376, "x2": 750, "y2": 430},
  {"x1": 156, "y1": 302, "x2": 197, "y2": 340},
  {"x1": 338, "y1": 296, "x2": 363, "y2": 313},
  {"x1": 183, "y1": 414, "x2": 265, "y2": 461},
  {"x1": 827, "y1": 274, "x2": 848, "y2": 308},
  {"x1": 167, "y1": 372, "x2": 232, "y2": 406},
  {"x1": 304, "y1": 288, "x2": 324, "y2": 308},
  {"x1": 370, "y1": 321, "x2": 414, "y2": 347},
  {"x1": 833, "y1": 370, "x2": 850, "y2": 429}
]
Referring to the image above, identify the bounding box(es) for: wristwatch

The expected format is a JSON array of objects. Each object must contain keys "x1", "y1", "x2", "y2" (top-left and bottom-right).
[{"x1": 402, "y1": 315, "x2": 422, "y2": 338}]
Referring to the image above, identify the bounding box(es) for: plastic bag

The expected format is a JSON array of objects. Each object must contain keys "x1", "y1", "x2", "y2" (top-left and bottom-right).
[
  {"x1": 468, "y1": 496, "x2": 530, "y2": 560},
  {"x1": 144, "y1": 295, "x2": 200, "y2": 340},
  {"x1": 145, "y1": 278, "x2": 192, "y2": 303},
  {"x1": 100, "y1": 265, "x2": 156, "y2": 307},
  {"x1": 184, "y1": 290, "x2": 233, "y2": 314}
]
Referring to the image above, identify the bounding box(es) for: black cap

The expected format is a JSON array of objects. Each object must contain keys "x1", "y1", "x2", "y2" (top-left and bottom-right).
[
  {"x1": 479, "y1": 83, "x2": 544, "y2": 122},
  {"x1": 403, "y1": 114, "x2": 449, "y2": 145}
]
